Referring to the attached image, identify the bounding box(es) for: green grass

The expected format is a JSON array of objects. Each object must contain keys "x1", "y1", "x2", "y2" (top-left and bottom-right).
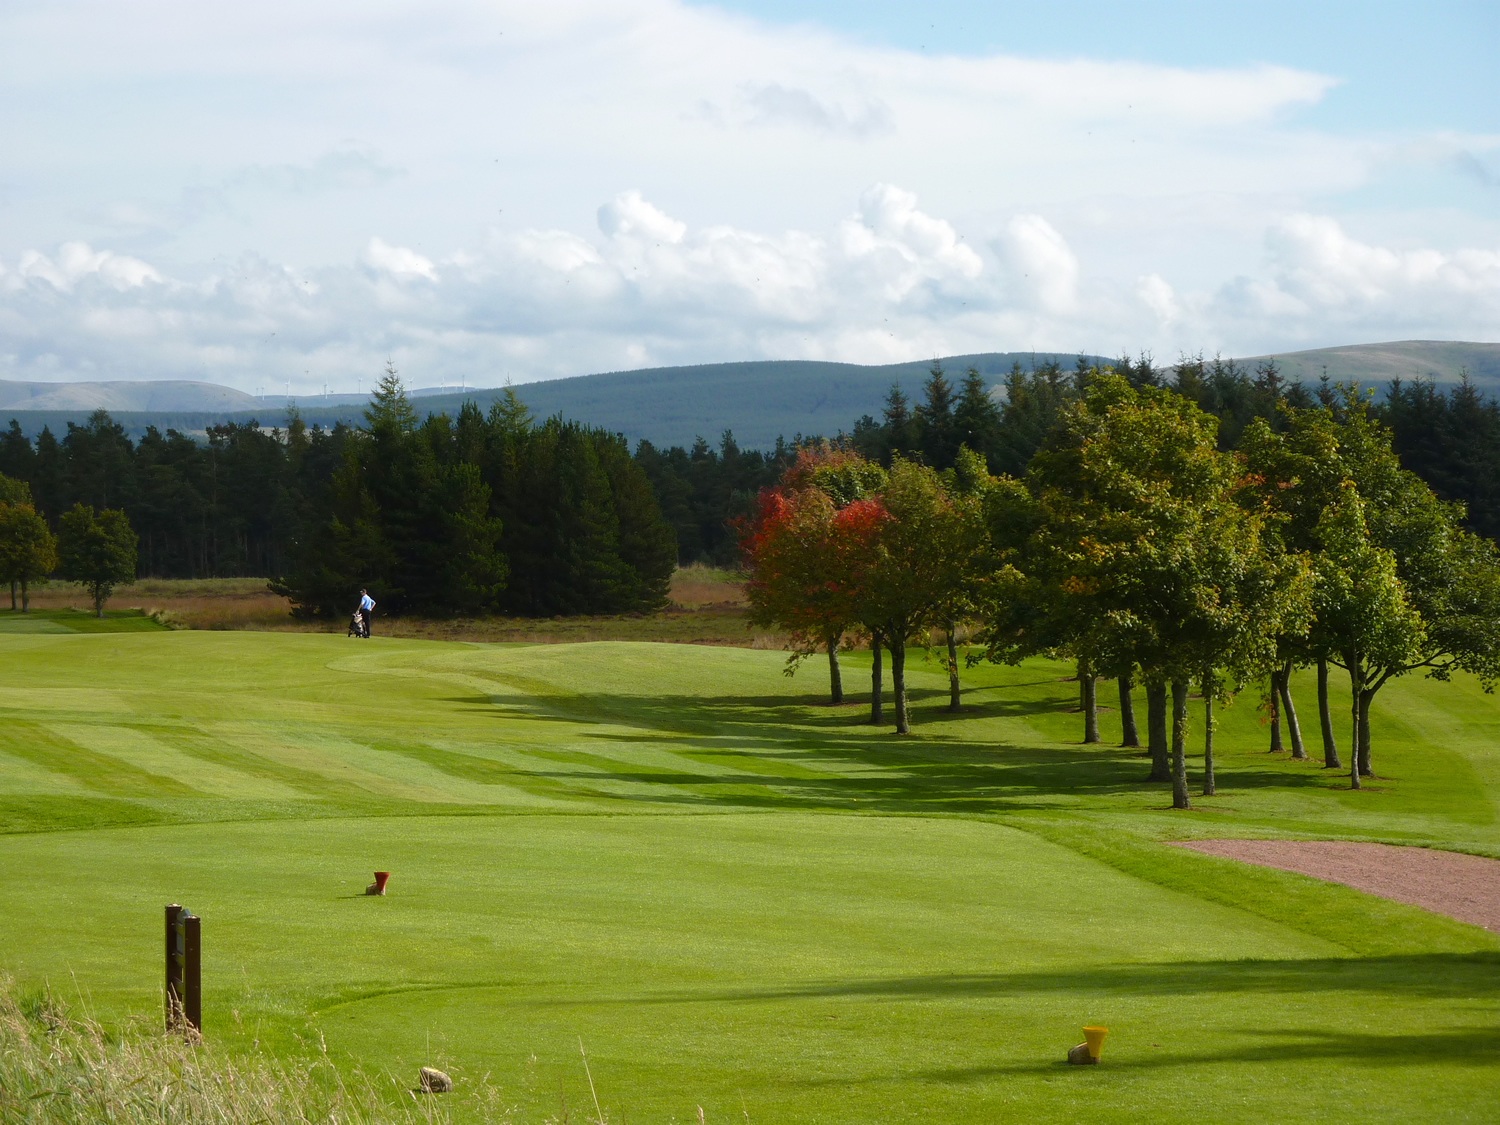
[
  {"x1": 1, "y1": 627, "x2": 1497, "y2": 1122},
  {"x1": 0, "y1": 607, "x2": 167, "y2": 634}
]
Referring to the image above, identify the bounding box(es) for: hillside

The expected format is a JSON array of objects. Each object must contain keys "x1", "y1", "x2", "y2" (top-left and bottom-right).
[
  {"x1": 1245, "y1": 340, "x2": 1500, "y2": 386},
  {"x1": 0, "y1": 378, "x2": 258, "y2": 412},
  {"x1": 5, "y1": 351, "x2": 1096, "y2": 449},
  {"x1": 5, "y1": 340, "x2": 1497, "y2": 450}
]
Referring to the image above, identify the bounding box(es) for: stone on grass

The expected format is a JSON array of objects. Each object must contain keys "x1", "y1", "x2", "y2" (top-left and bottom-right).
[
  {"x1": 419, "y1": 1066, "x2": 452, "y2": 1093},
  {"x1": 366, "y1": 882, "x2": 383, "y2": 896},
  {"x1": 1067, "y1": 1043, "x2": 1097, "y2": 1065}
]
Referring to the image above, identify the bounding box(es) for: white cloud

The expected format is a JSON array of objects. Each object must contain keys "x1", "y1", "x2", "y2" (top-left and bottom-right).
[
  {"x1": 1266, "y1": 214, "x2": 1500, "y2": 309},
  {"x1": 12, "y1": 242, "x2": 163, "y2": 291},
  {"x1": 597, "y1": 191, "x2": 687, "y2": 244},
  {"x1": 1172, "y1": 215, "x2": 1500, "y2": 351},
  {"x1": 3, "y1": 198, "x2": 1498, "y2": 394},
  {"x1": 738, "y1": 83, "x2": 894, "y2": 140},
  {"x1": 1137, "y1": 273, "x2": 1179, "y2": 324},
  {"x1": 0, "y1": 1, "x2": 1495, "y2": 393},
  {"x1": 996, "y1": 216, "x2": 1079, "y2": 314},
  {"x1": 362, "y1": 238, "x2": 437, "y2": 281}
]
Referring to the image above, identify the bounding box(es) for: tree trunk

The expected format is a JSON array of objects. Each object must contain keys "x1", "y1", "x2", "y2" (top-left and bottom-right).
[
  {"x1": 946, "y1": 622, "x2": 960, "y2": 711},
  {"x1": 1147, "y1": 680, "x2": 1169, "y2": 781},
  {"x1": 1171, "y1": 678, "x2": 1191, "y2": 810},
  {"x1": 1357, "y1": 687, "x2": 1375, "y2": 777},
  {"x1": 1118, "y1": 673, "x2": 1139, "y2": 747},
  {"x1": 1267, "y1": 668, "x2": 1284, "y2": 752},
  {"x1": 827, "y1": 632, "x2": 844, "y2": 705},
  {"x1": 1317, "y1": 658, "x2": 1340, "y2": 769},
  {"x1": 869, "y1": 631, "x2": 883, "y2": 725},
  {"x1": 94, "y1": 588, "x2": 104, "y2": 618},
  {"x1": 1080, "y1": 657, "x2": 1099, "y2": 743},
  {"x1": 1347, "y1": 654, "x2": 1362, "y2": 791},
  {"x1": 1278, "y1": 661, "x2": 1306, "y2": 760},
  {"x1": 891, "y1": 635, "x2": 910, "y2": 735},
  {"x1": 7, "y1": 580, "x2": 14, "y2": 611},
  {"x1": 1203, "y1": 690, "x2": 1216, "y2": 797},
  {"x1": 19, "y1": 578, "x2": 29, "y2": 614}
]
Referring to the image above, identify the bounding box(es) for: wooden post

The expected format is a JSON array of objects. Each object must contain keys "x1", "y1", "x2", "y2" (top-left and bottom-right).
[
  {"x1": 165, "y1": 904, "x2": 201, "y2": 1034},
  {"x1": 183, "y1": 912, "x2": 201, "y2": 1033},
  {"x1": 165, "y1": 904, "x2": 182, "y2": 1029}
]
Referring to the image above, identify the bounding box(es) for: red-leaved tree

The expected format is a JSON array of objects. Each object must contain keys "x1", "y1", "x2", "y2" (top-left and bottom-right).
[{"x1": 741, "y1": 446, "x2": 886, "y2": 704}]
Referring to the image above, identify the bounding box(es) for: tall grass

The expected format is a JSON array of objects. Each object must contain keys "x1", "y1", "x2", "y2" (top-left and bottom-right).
[{"x1": 0, "y1": 977, "x2": 512, "y2": 1124}]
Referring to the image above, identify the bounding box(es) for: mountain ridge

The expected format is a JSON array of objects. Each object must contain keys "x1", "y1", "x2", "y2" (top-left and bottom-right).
[{"x1": 6, "y1": 340, "x2": 1497, "y2": 450}]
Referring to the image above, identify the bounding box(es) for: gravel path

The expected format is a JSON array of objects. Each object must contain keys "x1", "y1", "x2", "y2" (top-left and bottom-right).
[{"x1": 1170, "y1": 839, "x2": 1500, "y2": 933}]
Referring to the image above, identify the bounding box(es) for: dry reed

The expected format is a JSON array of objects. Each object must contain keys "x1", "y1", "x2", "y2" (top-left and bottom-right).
[{"x1": 0, "y1": 976, "x2": 513, "y2": 1124}]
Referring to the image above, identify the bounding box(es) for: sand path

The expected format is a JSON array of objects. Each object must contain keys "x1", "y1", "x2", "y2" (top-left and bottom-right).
[{"x1": 1170, "y1": 839, "x2": 1500, "y2": 933}]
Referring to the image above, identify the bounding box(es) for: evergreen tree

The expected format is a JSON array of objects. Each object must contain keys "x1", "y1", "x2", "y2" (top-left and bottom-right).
[
  {"x1": 881, "y1": 383, "x2": 914, "y2": 460},
  {"x1": 915, "y1": 363, "x2": 957, "y2": 468},
  {"x1": 952, "y1": 367, "x2": 1002, "y2": 470}
]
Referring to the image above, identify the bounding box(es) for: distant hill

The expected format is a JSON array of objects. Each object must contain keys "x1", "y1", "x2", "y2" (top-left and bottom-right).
[
  {"x1": 6, "y1": 340, "x2": 1497, "y2": 450},
  {"x1": 0, "y1": 378, "x2": 258, "y2": 412},
  {"x1": 4, "y1": 352, "x2": 1096, "y2": 450},
  {"x1": 1242, "y1": 340, "x2": 1500, "y2": 387},
  {"x1": 411, "y1": 352, "x2": 1098, "y2": 449}
]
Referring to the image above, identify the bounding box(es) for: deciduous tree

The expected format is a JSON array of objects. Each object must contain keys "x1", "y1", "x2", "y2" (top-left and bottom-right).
[
  {"x1": 1015, "y1": 374, "x2": 1309, "y2": 806},
  {"x1": 0, "y1": 475, "x2": 57, "y2": 612},
  {"x1": 57, "y1": 503, "x2": 136, "y2": 617}
]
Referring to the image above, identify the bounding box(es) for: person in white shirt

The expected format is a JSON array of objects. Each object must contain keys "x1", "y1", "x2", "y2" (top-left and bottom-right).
[{"x1": 358, "y1": 589, "x2": 376, "y2": 637}]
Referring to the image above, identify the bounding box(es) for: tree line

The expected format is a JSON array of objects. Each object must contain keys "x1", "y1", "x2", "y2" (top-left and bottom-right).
[
  {"x1": 0, "y1": 370, "x2": 681, "y2": 618},
  {"x1": 847, "y1": 354, "x2": 1500, "y2": 545},
  {"x1": 5, "y1": 354, "x2": 1500, "y2": 622},
  {"x1": 742, "y1": 372, "x2": 1500, "y2": 805}
]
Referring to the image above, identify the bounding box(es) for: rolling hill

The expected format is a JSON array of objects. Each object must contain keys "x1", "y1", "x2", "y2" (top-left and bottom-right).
[
  {"x1": 0, "y1": 378, "x2": 258, "y2": 413},
  {"x1": 5, "y1": 340, "x2": 1497, "y2": 451},
  {"x1": 1246, "y1": 340, "x2": 1500, "y2": 386}
]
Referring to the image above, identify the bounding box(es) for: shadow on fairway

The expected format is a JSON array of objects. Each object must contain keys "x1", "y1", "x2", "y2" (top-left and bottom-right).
[
  {"x1": 670, "y1": 952, "x2": 1500, "y2": 1004},
  {"x1": 394, "y1": 679, "x2": 1334, "y2": 813},
  {"x1": 827, "y1": 1023, "x2": 1500, "y2": 1085}
]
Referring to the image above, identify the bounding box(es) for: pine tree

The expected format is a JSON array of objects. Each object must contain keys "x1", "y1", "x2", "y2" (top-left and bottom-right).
[
  {"x1": 953, "y1": 367, "x2": 1002, "y2": 471},
  {"x1": 916, "y1": 363, "x2": 957, "y2": 468},
  {"x1": 881, "y1": 383, "x2": 913, "y2": 461}
]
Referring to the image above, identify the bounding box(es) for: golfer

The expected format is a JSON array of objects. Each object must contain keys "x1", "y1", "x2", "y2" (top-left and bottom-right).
[{"x1": 358, "y1": 589, "x2": 376, "y2": 637}]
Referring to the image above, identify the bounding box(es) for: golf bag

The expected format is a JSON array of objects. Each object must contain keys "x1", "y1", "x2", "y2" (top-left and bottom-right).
[{"x1": 348, "y1": 609, "x2": 365, "y2": 638}]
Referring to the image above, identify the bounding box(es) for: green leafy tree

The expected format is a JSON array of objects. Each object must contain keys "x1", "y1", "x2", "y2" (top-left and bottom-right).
[
  {"x1": 57, "y1": 504, "x2": 137, "y2": 616},
  {"x1": 1309, "y1": 488, "x2": 1425, "y2": 788},
  {"x1": 932, "y1": 446, "x2": 996, "y2": 711},
  {"x1": 853, "y1": 459, "x2": 977, "y2": 734},
  {"x1": 0, "y1": 475, "x2": 58, "y2": 612},
  {"x1": 1242, "y1": 392, "x2": 1500, "y2": 778},
  {"x1": 1015, "y1": 374, "x2": 1308, "y2": 806}
]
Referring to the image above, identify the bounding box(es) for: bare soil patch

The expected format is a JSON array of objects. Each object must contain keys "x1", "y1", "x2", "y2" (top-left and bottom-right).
[{"x1": 1171, "y1": 839, "x2": 1500, "y2": 933}]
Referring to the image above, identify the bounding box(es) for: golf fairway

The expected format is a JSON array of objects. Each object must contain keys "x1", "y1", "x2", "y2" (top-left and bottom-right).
[{"x1": 2, "y1": 627, "x2": 1497, "y2": 1122}]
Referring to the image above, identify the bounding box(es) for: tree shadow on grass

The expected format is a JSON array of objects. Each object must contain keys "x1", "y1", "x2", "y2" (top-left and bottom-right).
[
  {"x1": 661, "y1": 952, "x2": 1500, "y2": 1005},
  {"x1": 344, "y1": 953, "x2": 1500, "y2": 1037},
  {"x1": 410, "y1": 680, "x2": 1335, "y2": 812},
  {"x1": 817, "y1": 1024, "x2": 1500, "y2": 1085}
]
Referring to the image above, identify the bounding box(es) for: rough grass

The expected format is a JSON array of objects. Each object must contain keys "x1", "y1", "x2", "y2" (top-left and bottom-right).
[
  {"x1": 13, "y1": 569, "x2": 773, "y2": 645},
  {"x1": 0, "y1": 976, "x2": 509, "y2": 1123},
  {"x1": 1, "y1": 631, "x2": 1498, "y2": 1121}
]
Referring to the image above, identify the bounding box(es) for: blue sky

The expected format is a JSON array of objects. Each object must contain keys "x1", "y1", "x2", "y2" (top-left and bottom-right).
[
  {"x1": 698, "y1": 2, "x2": 1499, "y2": 131},
  {"x1": 0, "y1": 1, "x2": 1495, "y2": 394}
]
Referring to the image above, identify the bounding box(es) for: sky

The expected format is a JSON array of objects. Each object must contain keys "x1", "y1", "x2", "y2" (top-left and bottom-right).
[{"x1": 0, "y1": 0, "x2": 1496, "y2": 395}]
